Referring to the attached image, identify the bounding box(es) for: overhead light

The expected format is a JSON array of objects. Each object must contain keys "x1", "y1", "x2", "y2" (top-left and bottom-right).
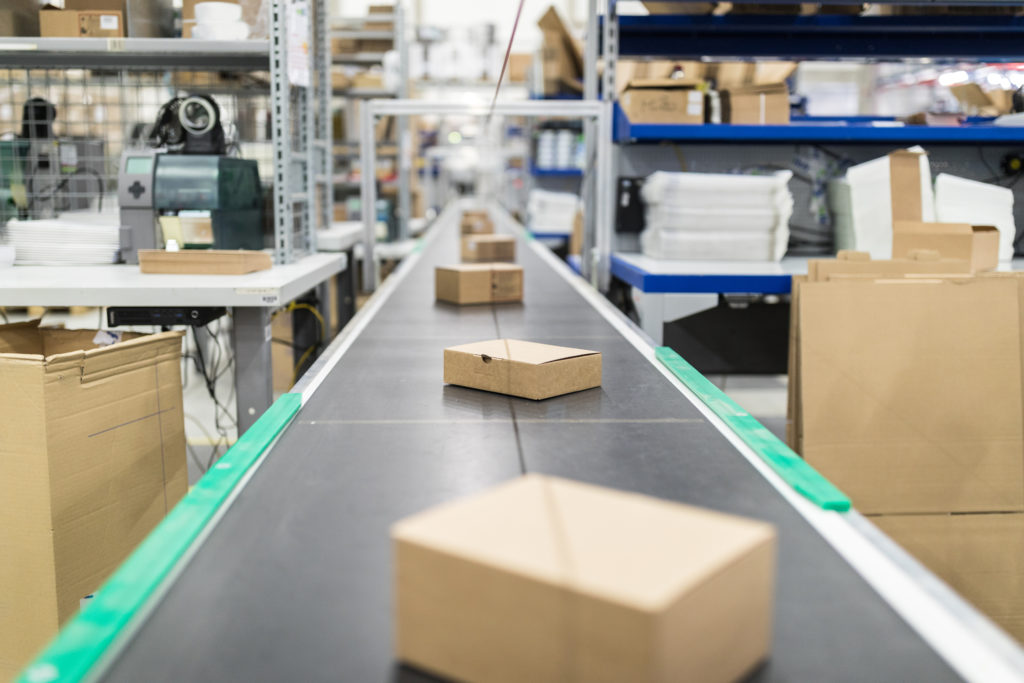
[
  {"x1": 937, "y1": 70, "x2": 969, "y2": 87},
  {"x1": 447, "y1": 131, "x2": 462, "y2": 144}
]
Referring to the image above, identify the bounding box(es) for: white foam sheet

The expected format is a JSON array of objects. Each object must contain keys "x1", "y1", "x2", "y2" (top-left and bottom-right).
[
  {"x1": 3, "y1": 215, "x2": 120, "y2": 265},
  {"x1": 641, "y1": 226, "x2": 790, "y2": 261},
  {"x1": 935, "y1": 173, "x2": 1016, "y2": 261}
]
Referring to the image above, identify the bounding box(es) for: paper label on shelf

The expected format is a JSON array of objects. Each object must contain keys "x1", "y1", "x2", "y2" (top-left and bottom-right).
[
  {"x1": 100, "y1": 14, "x2": 119, "y2": 30},
  {"x1": 287, "y1": 0, "x2": 311, "y2": 87},
  {"x1": 106, "y1": 38, "x2": 125, "y2": 52},
  {"x1": 236, "y1": 288, "x2": 281, "y2": 305}
]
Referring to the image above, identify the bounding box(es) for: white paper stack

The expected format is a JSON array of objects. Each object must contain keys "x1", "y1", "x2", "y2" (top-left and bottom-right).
[
  {"x1": 827, "y1": 147, "x2": 935, "y2": 259},
  {"x1": 935, "y1": 173, "x2": 1015, "y2": 261},
  {"x1": 527, "y1": 189, "x2": 579, "y2": 235},
  {"x1": 639, "y1": 170, "x2": 794, "y2": 261},
  {"x1": 3, "y1": 213, "x2": 120, "y2": 265}
]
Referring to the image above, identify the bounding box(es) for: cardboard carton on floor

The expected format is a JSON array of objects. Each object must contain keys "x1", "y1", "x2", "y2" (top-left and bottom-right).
[
  {"x1": 0, "y1": 321, "x2": 187, "y2": 680},
  {"x1": 462, "y1": 234, "x2": 515, "y2": 263},
  {"x1": 889, "y1": 149, "x2": 999, "y2": 272},
  {"x1": 871, "y1": 512, "x2": 1024, "y2": 644},
  {"x1": 460, "y1": 210, "x2": 494, "y2": 236},
  {"x1": 620, "y1": 79, "x2": 705, "y2": 124},
  {"x1": 444, "y1": 339, "x2": 601, "y2": 400},
  {"x1": 393, "y1": 474, "x2": 777, "y2": 683},
  {"x1": 796, "y1": 275, "x2": 1024, "y2": 514},
  {"x1": 435, "y1": 264, "x2": 523, "y2": 305},
  {"x1": 721, "y1": 82, "x2": 790, "y2": 124}
]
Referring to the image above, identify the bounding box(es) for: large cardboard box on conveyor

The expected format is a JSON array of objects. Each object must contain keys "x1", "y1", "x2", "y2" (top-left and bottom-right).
[
  {"x1": 0, "y1": 321, "x2": 187, "y2": 680},
  {"x1": 436, "y1": 264, "x2": 523, "y2": 305},
  {"x1": 393, "y1": 475, "x2": 777, "y2": 683}
]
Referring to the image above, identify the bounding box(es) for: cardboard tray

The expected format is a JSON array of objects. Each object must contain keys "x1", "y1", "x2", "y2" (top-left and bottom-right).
[{"x1": 138, "y1": 250, "x2": 272, "y2": 275}]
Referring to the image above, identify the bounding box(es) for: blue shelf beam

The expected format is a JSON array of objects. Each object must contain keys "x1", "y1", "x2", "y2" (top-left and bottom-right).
[
  {"x1": 614, "y1": 104, "x2": 1024, "y2": 145},
  {"x1": 610, "y1": 14, "x2": 1024, "y2": 61},
  {"x1": 611, "y1": 255, "x2": 793, "y2": 294},
  {"x1": 529, "y1": 164, "x2": 584, "y2": 177}
]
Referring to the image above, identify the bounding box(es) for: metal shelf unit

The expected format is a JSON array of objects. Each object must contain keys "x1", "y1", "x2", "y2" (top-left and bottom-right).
[{"x1": 0, "y1": 0, "x2": 330, "y2": 265}]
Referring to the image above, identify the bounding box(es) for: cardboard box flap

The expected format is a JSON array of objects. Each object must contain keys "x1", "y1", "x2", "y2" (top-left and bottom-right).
[
  {"x1": 392, "y1": 474, "x2": 776, "y2": 609},
  {"x1": 626, "y1": 78, "x2": 703, "y2": 90},
  {"x1": 889, "y1": 148, "x2": 930, "y2": 224},
  {"x1": 0, "y1": 319, "x2": 43, "y2": 355},
  {"x1": 753, "y1": 61, "x2": 798, "y2": 84},
  {"x1": 440, "y1": 263, "x2": 521, "y2": 274},
  {"x1": 724, "y1": 82, "x2": 788, "y2": 95},
  {"x1": 537, "y1": 6, "x2": 583, "y2": 72},
  {"x1": 895, "y1": 221, "x2": 991, "y2": 236},
  {"x1": 447, "y1": 339, "x2": 597, "y2": 366}
]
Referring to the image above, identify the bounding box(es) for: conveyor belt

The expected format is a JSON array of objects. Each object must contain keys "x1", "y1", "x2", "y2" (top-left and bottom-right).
[{"x1": 76, "y1": 205, "x2": 993, "y2": 681}]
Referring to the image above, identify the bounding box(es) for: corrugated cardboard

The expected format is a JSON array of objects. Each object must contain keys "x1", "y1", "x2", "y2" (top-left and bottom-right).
[
  {"x1": 138, "y1": 249, "x2": 272, "y2": 275},
  {"x1": 461, "y1": 234, "x2": 516, "y2": 263},
  {"x1": 0, "y1": 0, "x2": 40, "y2": 36},
  {"x1": 721, "y1": 82, "x2": 789, "y2": 124},
  {"x1": 621, "y1": 80, "x2": 706, "y2": 124},
  {"x1": 889, "y1": 150, "x2": 999, "y2": 272},
  {"x1": 537, "y1": 6, "x2": 583, "y2": 95},
  {"x1": 444, "y1": 339, "x2": 601, "y2": 400},
  {"x1": 951, "y1": 84, "x2": 1015, "y2": 116},
  {"x1": 508, "y1": 53, "x2": 532, "y2": 82},
  {"x1": 460, "y1": 210, "x2": 494, "y2": 236},
  {"x1": 40, "y1": 6, "x2": 123, "y2": 37},
  {"x1": 435, "y1": 264, "x2": 523, "y2": 306},
  {"x1": 0, "y1": 322, "x2": 187, "y2": 680},
  {"x1": 570, "y1": 208, "x2": 583, "y2": 256},
  {"x1": 797, "y1": 276, "x2": 1024, "y2": 514},
  {"x1": 393, "y1": 474, "x2": 777, "y2": 683},
  {"x1": 871, "y1": 512, "x2": 1024, "y2": 644}
]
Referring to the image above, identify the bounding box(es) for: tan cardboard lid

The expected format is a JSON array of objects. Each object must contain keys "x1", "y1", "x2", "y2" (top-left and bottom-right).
[
  {"x1": 625, "y1": 77, "x2": 703, "y2": 90},
  {"x1": 437, "y1": 263, "x2": 522, "y2": 274},
  {"x1": 722, "y1": 82, "x2": 788, "y2": 95},
  {"x1": 464, "y1": 234, "x2": 514, "y2": 244},
  {"x1": 889, "y1": 149, "x2": 928, "y2": 224},
  {"x1": 446, "y1": 339, "x2": 597, "y2": 366},
  {"x1": 392, "y1": 474, "x2": 775, "y2": 609}
]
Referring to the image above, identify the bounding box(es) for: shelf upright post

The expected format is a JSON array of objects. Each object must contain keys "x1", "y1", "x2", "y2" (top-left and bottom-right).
[
  {"x1": 311, "y1": 0, "x2": 330, "y2": 250},
  {"x1": 582, "y1": 0, "x2": 598, "y2": 286},
  {"x1": 593, "y1": 0, "x2": 617, "y2": 291},
  {"x1": 271, "y1": 0, "x2": 295, "y2": 265},
  {"x1": 396, "y1": 3, "x2": 412, "y2": 241},
  {"x1": 361, "y1": 99, "x2": 379, "y2": 289}
]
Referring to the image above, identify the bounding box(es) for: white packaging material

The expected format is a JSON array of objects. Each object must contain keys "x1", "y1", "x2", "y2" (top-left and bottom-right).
[
  {"x1": 528, "y1": 189, "x2": 579, "y2": 235},
  {"x1": 0, "y1": 245, "x2": 14, "y2": 267},
  {"x1": 934, "y1": 173, "x2": 1016, "y2": 261},
  {"x1": 640, "y1": 170, "x2": 793, "y2": 261},
  {"x1": 5, "y1": 217, "x2": 119, "y2": 265},
  {"x1": 837, "y1": 147, "x2": 934, "y2": 259}
]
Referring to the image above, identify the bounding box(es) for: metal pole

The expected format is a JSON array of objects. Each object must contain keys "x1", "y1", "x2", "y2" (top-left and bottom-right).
[
  {"x1": 271, "y1": 0, "x2": 294, "y2": 265},
  {"x1": 361, "y1": 100, "x2": 378, "y2": 290},
  {"x1": 396, "y1": 3, "x2": 412, "y2": 241}
]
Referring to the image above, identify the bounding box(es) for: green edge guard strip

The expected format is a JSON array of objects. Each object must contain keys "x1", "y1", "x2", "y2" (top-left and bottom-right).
[
  {"x1": 17, "y1": 393, "x2": 303, "y2": 683},
  {"x1": 655, "y1": 347, "x2": 851, "y2": 512},
  {"x1": 412, "y1": 238, "x2": 425, "y2": 253}
]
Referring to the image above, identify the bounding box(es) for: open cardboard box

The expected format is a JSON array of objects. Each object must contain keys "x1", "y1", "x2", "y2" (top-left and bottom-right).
[
  {"x1": 890, "y1": 149, "x2": 998, "y2": 272},
  {"x1": 393, "y1": 475, "x2": 777, "y2": 682},
  {"x1": 720, "y1": 82, "x2": 789, "y2": 124}
]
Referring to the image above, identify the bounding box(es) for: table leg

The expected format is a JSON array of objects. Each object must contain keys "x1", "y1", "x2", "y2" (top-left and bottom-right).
[{"x1": 232, "y1": 306, "x2": 273, "y2": 434}]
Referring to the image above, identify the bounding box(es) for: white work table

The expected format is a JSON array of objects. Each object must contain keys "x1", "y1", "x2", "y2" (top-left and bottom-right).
[{"x1": 0, "y1": 252, "x2": 346, "y2": 432}]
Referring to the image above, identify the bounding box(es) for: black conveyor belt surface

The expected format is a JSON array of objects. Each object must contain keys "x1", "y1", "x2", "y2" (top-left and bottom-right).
[{"x1": 99, "y1": 217, "x2": 961, "y2": 682}]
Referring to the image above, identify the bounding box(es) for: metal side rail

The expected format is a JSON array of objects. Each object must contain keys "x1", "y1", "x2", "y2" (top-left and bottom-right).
[{"x1": 19, "y1": 200, "x2": 1024, "y2": 683}]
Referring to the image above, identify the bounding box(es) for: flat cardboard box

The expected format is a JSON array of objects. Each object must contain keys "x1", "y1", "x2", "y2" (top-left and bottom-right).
[
  {"x1": 889, "y1": 149, "x2": 998, "y2": 272},
  {"x1": 444, "y1": 339, "x2": 601, "y2": 400},
  {"x1": 40, "y1": 7, "x2": 123, "y2": 37},
  {"x1": 393, "y1": 474, "x2": 777, "y2": 683},
  {"x1": 621, "y1": 79, "x2": 705, "y2": 124},
  {"x1": 721, "y1": 82, "x2": 789, "y2": 124},
  {"x1": 871, "y1": 512, "x2": 1024, "y2": 644},
  {"x1": 435, "y1": 264, "x2": 523, "y2": 305},
  {"x1": 64, "y1": 0, "x2": 170, "y2": 37},
  {"x1": 0, "y1": 321, "x2": 186, "y2": 680},
  {"x1": 462, "y1": 234, "x2": 515, "y2": 263},
  {"x1": 138, "y1": 249, "x2": 272, "y2": 275},
  {"x1": 460, "y1": 210, "x2": 494, "y2": 236},
  {"x1": 797, "y1": 276, "x2": 1024, "y2": 514}
]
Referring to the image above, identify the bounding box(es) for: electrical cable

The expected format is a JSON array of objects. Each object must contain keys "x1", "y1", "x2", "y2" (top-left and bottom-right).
[{"x1": 487, "y1": 0, "x2": 527, "y2": 122}]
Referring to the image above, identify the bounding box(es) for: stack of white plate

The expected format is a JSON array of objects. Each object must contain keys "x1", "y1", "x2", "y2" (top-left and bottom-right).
[
  {"x1": 3, "y1": 216, "x2": 120, "y2": 265},
  {"x1": 640, "y1": 170, "x2": 794, "y2": 261},
  {"x1": 527, "y1": 189, "x2": 579, "y2": 235}
]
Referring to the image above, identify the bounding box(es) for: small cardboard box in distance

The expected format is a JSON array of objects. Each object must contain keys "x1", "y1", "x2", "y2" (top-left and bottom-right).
[
  {"x1": 871, "y1": 512, "x2": 1024, "y2": 644},
  {"x1": 444, "y1": 339, "x2": 600, "y2": 400},
  {"x1": 40, "y1": 5, "x2": 123, "y2": 37},
  {"x1": 435, "y1": 264, "x2": 523, "y2": 305},
  {"x1": 460, "y1": 210, "x2": 494, "y2": 236},
  {"x1": 393, "y1": 475, "x2": 777, "y2": 683},
  {"x1": 889, "y1": 149, "x2": 999, "y2": 272},
  {"x1": 620, "y1": 79, "x2": 705, "y2": 124},
  {"x1": 0, "y1": 321, "x2": 187, "y2": 680},
  {"x1": 462, "y1": 234, "x2": 515, "y2": 263},
  {"x1": 721, "y1": 82, "x2": 790, "y2": 124}
]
